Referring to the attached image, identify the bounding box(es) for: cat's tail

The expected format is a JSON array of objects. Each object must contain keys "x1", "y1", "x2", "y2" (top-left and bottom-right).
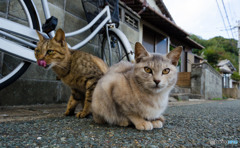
[{"x1": 91, "y1": 55, "x2": 108, "y2": 74}]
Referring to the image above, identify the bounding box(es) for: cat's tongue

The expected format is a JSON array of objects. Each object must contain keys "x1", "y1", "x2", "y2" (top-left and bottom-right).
[{"x1": 37, "y1": 60, "x2": 47, "y2": 67}]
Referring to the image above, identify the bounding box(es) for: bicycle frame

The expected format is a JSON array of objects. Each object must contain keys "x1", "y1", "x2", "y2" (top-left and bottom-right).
[{"x1": 0, "y1": 0, "x2": 134, "y2": 63}]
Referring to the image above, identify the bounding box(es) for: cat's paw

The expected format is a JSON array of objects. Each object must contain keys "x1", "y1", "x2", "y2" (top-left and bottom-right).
[
  {"x1": 156, "y1": 115, "x2": 165, "y2": 123},
  {"x1": 76, "y1": 111, "x2": 89, "y2": 118},
  {"x1": 135, "y1": 121, "x2": 153, "y2": 130},
  {"x1": 151, "y1": 120, "x2": 163, "y2": 128}
]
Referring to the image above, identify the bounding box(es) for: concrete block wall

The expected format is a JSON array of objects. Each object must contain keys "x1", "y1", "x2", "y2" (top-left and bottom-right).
[
  {"x1": 0, "y1": 0, "x2": 140, "y2": 105},
  {"x1": 191, "y1": 62, "x2": 223, "y2": 99}
]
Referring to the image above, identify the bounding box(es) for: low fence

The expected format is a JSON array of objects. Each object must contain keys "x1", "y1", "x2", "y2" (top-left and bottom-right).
[{"x1": 176, "y1": 72, "x2": 191, "y2": 87}]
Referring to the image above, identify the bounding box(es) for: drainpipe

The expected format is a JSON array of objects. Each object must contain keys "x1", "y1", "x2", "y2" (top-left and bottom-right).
[{"x1": 138, "y1": 0, "x2": 148, "y2": 15}]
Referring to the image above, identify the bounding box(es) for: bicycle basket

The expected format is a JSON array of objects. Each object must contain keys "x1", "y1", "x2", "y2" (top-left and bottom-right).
[{"x1": 82, "y1": 0, "x2": 119, "y2": 33}]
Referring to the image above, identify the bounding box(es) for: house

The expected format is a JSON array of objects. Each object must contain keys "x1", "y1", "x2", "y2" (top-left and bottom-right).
[
  {"x1": 120, "y1": 0, "x2": 224, "y2": 100},
  {"x1": 217, "y1": 59, "x2": 236, "y2": 88},
  {"x1": 217, "y1": 59, "x2": 240, "y2": 99},
  {"x1": 120, "y1": 0, "x2": 204, "y2": 72}
]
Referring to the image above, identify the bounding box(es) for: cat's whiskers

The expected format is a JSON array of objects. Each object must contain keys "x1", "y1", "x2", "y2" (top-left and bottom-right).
[{"x1": 46, "y1": 63, "x2": 55, "y2": 70}]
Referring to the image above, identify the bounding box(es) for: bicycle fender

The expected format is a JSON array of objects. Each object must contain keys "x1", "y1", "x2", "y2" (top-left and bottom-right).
[{"x1": 109, "y1": 28, "x2": 135, "y2": 63}]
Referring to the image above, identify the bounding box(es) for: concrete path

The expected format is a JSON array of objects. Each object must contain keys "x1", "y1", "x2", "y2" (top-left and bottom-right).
[{"x1": 0, "y1": 100, "x2": 239, "y2": 147}]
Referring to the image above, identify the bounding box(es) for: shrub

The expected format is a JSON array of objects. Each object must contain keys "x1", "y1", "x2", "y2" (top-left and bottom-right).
[{"x1": 231, "y1": 72, "x2": 240, "y2": 81}]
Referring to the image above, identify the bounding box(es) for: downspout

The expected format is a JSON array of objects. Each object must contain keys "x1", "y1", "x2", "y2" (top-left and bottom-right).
[{"x1": 138, "y1": 0, "x2": 148, "y2": 15}]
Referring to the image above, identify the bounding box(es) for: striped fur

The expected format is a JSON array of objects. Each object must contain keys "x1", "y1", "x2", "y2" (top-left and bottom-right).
[{"x1": 35, "y1": 29, "x2": 108, "y2": 118}]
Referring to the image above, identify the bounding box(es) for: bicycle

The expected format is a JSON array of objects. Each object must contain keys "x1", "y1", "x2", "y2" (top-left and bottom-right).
[{"x1": 0, "y1": 0, "x2": 135, "y2": 90}]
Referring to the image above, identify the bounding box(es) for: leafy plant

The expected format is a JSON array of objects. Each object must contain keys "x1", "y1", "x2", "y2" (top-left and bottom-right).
[
  {"x1": 190, "y1": 35, "x2": 238, "y2": 71},
  {"x1": 222, "y1": 96, "x2": 228, "y2": 100},
  {"x1": 231, "y1": 71, "x2": 240, "y2": 81},
  {"x1": 211, "y1": 98, "x2": 222, "y2": 100}
]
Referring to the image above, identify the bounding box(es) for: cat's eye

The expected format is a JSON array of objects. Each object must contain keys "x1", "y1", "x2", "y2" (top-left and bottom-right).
[
  {"x1": 47, "y1": 50, "x2": 55, "y2": 55},
  {"x1": 144, "y1": 67, "x2": 152, "y2": 74},
  {"x1": 162, "y1": 68, "x2": 170, "y2": 75}
]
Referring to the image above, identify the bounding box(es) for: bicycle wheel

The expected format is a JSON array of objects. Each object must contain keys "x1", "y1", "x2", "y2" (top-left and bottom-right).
[
  {"x1": 101, "y1": 30, "x2": 130, "y2": 66},
  {"x1": 0, "y1": 0, "x2": 40, "y2": 90}
]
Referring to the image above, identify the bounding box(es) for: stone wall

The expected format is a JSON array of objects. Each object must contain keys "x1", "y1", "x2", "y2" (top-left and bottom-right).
[
  {"x1": 0, "y1": 0, "x2": 139, "y2": 105},
  {"x1": 191, "y1": 62, "x2": 222, "y2": 99}
]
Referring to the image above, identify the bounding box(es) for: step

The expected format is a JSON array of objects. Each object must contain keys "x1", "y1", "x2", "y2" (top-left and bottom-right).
[
  {"x1": 170, "y1": 93, "x2": 203, "y2": 101},
  {"x1": 171, "y1": 86, "x2": 191, "y2": 94}
]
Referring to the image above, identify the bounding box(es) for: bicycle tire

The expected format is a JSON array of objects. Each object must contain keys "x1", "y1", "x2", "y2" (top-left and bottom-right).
[
  {"x1": 101, "y1": 30, "x2": 130, "y2": 66},
  {"x1": 0, "y1": 0, "x2": 40, "y2": 90}
]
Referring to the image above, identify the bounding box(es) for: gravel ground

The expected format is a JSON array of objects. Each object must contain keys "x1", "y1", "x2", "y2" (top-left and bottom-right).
[{"x1": 0, "y1": 100, "x2": 240, "y2": 147}]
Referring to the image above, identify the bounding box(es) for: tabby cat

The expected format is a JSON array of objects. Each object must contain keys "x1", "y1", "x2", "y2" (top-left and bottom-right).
[
  {"x1": 91, "y1": 42, "x2": 182, "y2": 130},
  {"x1": 35, "y1": 29, "x2": 108, "y2": 118}
]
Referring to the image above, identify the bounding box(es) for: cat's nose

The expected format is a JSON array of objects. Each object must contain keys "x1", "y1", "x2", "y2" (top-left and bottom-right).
[{"x1": 154, "y1": 80, "x2": 160, "y2": 85}]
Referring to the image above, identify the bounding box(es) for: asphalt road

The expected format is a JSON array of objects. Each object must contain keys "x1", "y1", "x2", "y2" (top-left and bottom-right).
[{"x1": 0, "y1": 100, "x2": 239, "y2": 147}]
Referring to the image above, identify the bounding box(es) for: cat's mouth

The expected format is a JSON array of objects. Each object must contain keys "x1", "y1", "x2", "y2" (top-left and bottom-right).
[
  {"x1": 37, "y1": 60, "x2": 50, "y2": 68},
  {"x1": 154, "y1": 86, "x2": 161, "y2": 89},
  {"x1": 152, "y1": 85, "x2": 164, "y2": 89}
]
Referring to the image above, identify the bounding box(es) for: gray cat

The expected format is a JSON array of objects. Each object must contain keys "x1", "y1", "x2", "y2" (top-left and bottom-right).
[{"x1": 91, "y1": 42, "x2": 182, "y2": 130}]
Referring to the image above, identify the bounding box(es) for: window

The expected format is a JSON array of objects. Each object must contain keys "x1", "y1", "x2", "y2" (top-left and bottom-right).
[
  {"x1": 142, "y1": 26, "x2": 168, "y2": 54},
  {"x1": 124, "y1": 12, "x2": 139, "y2": 30}
]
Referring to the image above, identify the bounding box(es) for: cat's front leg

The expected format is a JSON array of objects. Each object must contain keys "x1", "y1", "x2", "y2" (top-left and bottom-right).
[
  {"x1": 127, "y1": 115, "x2": 153, "y2": 130},
  {"x1": 76, "y1": 91, "x2": 91, "y2": 118},
  {"x1": 76, "y1": 79, "x2": 96, "y2": 118},
  {"x1": 64, "y1": 95, "x2": 79, "y2": 116}
]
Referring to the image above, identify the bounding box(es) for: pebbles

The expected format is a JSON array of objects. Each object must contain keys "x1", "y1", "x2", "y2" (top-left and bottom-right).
[{"x1": 0, "y1": 100, "x2": 239, "y2": 147}]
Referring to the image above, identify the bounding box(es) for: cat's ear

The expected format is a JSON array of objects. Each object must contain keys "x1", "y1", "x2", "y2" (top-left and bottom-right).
[
  {"x1": 54, "y1": 28, "x2": 65, "y2": 43},
  {"x1": 36, "y1": 31, "x2": 45, "y2": 41},
  {"x1": 167, "y1": 46, "x2": 183, "y2": 66},
  {"x1": 135, "y1": 42, "x2": 150, "y2": 63}
]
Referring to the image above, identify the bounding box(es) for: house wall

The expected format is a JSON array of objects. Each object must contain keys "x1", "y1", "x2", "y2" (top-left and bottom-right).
[
  {"x1": 222, "y1": 74, "x2": 234, "y2": 88},
  {"x1": 179, "y1": 47, "x2": 195, "y2": 72},
  {"x1": 0, "y1": 0, "x2": 140, "y2": 105},
  {"x1": 191, "y1": 62, "x2": 222, "y2": 99},
  {"x1": 118, "y1": 2, "x2": 141, "y2": 49},
  {"x1": 187, "y1": 52, "x2": 194, "y2": 72}
]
